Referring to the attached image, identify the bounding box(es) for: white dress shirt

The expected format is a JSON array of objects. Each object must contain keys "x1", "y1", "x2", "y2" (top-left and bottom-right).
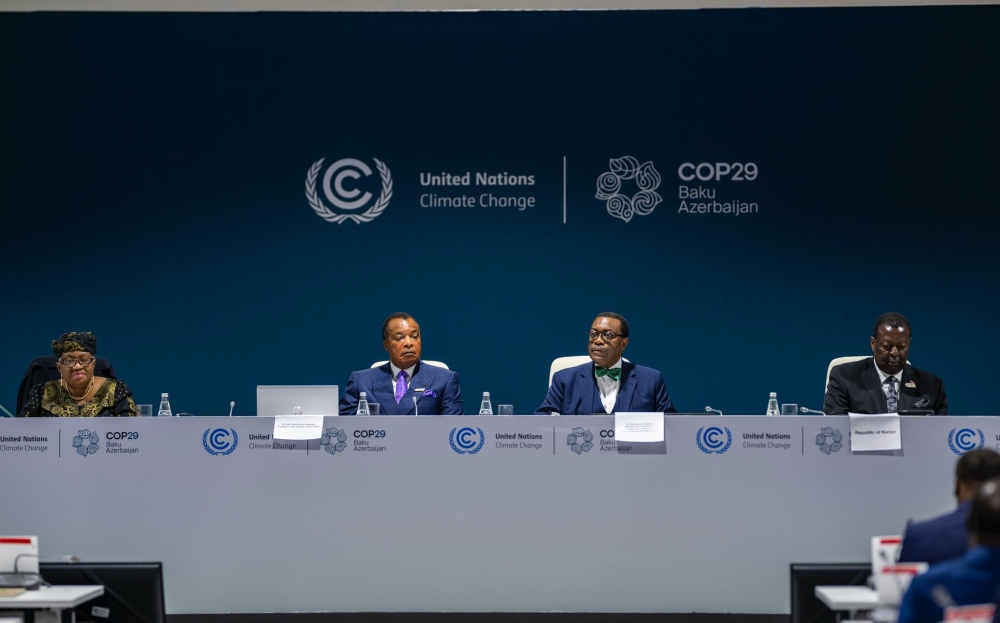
[
  {"x1": 872, "y1": 357, "x2": 904, "y2": 398},
  {"x1": 389, "y1": 362, "x2": 417, "y2": 392},
  {"x1": 595, "y1": 359, "x2": 623, "y2": 414}
]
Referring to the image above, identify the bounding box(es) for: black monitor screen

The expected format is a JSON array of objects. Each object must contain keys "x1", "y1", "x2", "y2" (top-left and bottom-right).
[{"x1": 39, "y1": 562, "x2": 165, "y2": 623}]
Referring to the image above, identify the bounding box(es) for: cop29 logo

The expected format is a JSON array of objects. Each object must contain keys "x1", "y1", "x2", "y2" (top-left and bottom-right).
[
  {"x1": 816, "y1": 427, "x2": 844, "y2": 455},
  {"x1": 203, "y1": 428, "x2": 238, "y2": 456},
  {"x1": 449, "y1": 427, "x2": 485, "y2": 455},
  {"x1": 567, "y1": 427, "x2": 594, "y2": 454},
  {"x1": 321, "y1": 427, "x2": 348, "y2": 456},
  {"x1": 305, "y1": 157, "x2": 392, "y2": 224},
  {"x1": 72, "y1": 429, "x2": 100, "y2": 457},
  {"x1": 595, "y1": 156, "x2": 662, "y2": 223},
  {"x1": 948, "y1": 428, "x2": 985, "y2": 455},
  {"x1": 696, "y1": 426, "x2": 732, "y2": 455}
]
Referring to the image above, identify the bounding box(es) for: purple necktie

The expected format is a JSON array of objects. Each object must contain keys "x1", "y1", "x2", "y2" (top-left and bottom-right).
[{"x1": 394, "y1": 370, "x2": 407, "y2": 404}]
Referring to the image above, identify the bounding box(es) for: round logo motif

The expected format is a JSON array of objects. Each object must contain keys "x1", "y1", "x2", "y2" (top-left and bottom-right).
[
  {"x1": 305, "y1": 157, "x2": 393, "y2": 224},
  {"x1": 321, "y1": 427, "x2": 348, "y2": 456},
  {"x1": 815, "y1": 427, "x2": 844, "y2": 455},
  {"x1": 449, "y1": 427, "x2": 485, "y2": 455},
  {"x1": 596, "y1": 156, "x2": 663, "y2": 223},
  {"x1": 948, "y1": 428, "x2": 985, "y2": 455},
  {"x1": 567, "y1": 427, "x2": 594, "y2": 454},
  {"x1": 696, "y1": 426, "x2": 732, "y2": 455},
  {"x1": 72, "y1": 429, "x2": 100, "y2": 457},
  {"x1": 203, "y1": 428, "x2": 239, "y2": 456}
]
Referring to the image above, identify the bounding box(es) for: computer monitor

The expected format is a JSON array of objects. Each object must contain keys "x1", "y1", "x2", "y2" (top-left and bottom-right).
[
  {"x1": 256, "y1": 385, "x2": 339, "y2": 417},
  {"x1": 790, "y1": 562, "x2": 870, "y2": 623},
  {"x1": 39, "y1": 562, "x2": 165, "y2": 623}
]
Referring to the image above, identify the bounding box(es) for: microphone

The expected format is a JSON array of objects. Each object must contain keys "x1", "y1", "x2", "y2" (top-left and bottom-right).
[
  {"x1": 228, "y1": 401, "x2": 235, "y2": 417},
  {"x1": 0, "y1": 403, "x2": 14, "y2": 417},
  {"x1": 799, "y1": 407, "x2": 826, "y2": 415},
  {"x1": 412, "y1": 396, "x2": 419, "y2": 417},
  {"x1": 704, "y1": 406, "x2": 723, "y2": 416}
]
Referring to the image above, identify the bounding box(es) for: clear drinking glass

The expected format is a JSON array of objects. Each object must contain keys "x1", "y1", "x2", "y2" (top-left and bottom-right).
[
  {"x1": 369, "y1": 403, "x2": 381, "y2": 416},
  {"x1": 497, "y1": 404, "x2": 514, "y2": 416},
  {"x1": 781, "y1": 403, "x2": 799, "y2": 416},
  {"x1": 137, "y1": 404, "x2": 153, "y2": 417}
]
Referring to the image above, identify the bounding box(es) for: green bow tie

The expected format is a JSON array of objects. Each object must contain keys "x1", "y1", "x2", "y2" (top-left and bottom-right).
[{"x1": 595, "y1": 367, "x2": 622, "y2": 381}]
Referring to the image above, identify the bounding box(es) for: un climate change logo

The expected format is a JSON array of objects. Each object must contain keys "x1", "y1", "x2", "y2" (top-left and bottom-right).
[
  {"x1": 596, "y1": 156, "x2": 663, "y2": 223},
  {"x1": 567, "y1": 427, "x2": 594, "y2": 454},
  {"x1": 948, "y1": 428, "x2": 985, "y2": 455},
  {"x1": 321, "y1": 427, "x2": 348, "y2": 456},
  {"x1": 305, "y1": 157, "x2": 392, "y2": 224},
  {"x1": 203, "y1": 428, "x2": 238, "y2": 456},
  {"x1": 816, "y1": 427, "x2": 844, "y2": 455},
  {"x1": 449, "y1": 427, "x2": 485, "y2": 455},
  {"x1": 696, "y1": 426, "x2": 732, "y2": 455},
  {"x1": 72, "y1": 429, "x2": 100, "y2": 457}
]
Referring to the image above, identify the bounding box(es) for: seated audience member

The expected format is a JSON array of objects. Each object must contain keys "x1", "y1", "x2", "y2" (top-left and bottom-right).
[
  {"x1": 340, "y1": 312, "x2": 463, "y2": 415},
  {"x1": 18, "y1": 332, "x2": 137, "y2": 417},
  {"x1": 897, "y1": 478, "x2": 1000, "y2": 623},
  {"x1": 535, "y1": 312, "x2": 676, "y2": 415},
  {"x1": 899, "y1": 449, "x2": 1000, "y2": 565},
  {"x1": 824, "y1": 312, "x2": 948, "y2": 415}
]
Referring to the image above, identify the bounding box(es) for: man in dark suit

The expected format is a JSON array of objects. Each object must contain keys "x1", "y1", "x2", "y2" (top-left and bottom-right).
[
  {"x1": 898, "y1": 477, "x2": 1000, "y2": 623},
  {"x1": 535, "y1": 312, "x2": 676, "y2": 415},
  {"x1": 340, "y1": 312, "x2": 463, "y2": 415},
  {"x1": 824, "y1": 312, "x2": 948, "y2": 415},
  {"x1": 898, "y1": 449, "x2": 1000, "y2": 565}
]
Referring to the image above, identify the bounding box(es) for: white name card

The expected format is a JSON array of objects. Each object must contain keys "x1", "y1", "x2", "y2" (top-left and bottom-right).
[
  {"x1": 614, "y1": 412, "x2": 664, "y2": 443},
  {"x1": 849, "y1": 413, "x2": 902, "y2": 451},
  {"x1": 273, "y1": 415, "x2": 324, "y2": 440}
]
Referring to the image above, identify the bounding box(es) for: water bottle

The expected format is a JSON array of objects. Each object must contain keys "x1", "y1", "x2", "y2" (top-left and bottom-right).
[
  {"x1": 157, "y1": 393, "x2": 172, "y2": 417},
  {"x1": 357, "y1": 392, "x2": 370, "y2": 416},
  {"x1": 766, "y1": 392, "x2": 780, "y2": 417},
  {"x1": 479, "y1": 392, "x2": 493, "y2": 416}
]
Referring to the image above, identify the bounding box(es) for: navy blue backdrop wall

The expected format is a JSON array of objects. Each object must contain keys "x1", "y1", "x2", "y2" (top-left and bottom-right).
[{"x1": 1, "y1": 8, "x2": 997, "y2": 415}]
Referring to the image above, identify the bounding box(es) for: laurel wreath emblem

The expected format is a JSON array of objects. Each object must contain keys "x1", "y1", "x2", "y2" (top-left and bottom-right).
[
  {"x1": 305, "y1": 158, "x2": 392, "y2": 224},
  {"x1": 948, "y1": 428, "x2": 985, "y2": 455},
  {"x1": 203, "y1": 428, "x2": 239, "y2": 456},
  {"x1": 449, "y1": 427, "x2": 485, "y2": 455},
  {"x1": 696, "y1": 426, "x2": 732, "y2": 455}
]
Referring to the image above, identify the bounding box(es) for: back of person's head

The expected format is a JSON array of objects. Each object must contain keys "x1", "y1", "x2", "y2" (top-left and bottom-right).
[
  {"x1": 957, "y1": 449, "x2": 1000, "y2": 485},
  {"x1": 967, "y1": 478, "x2": 1000, "y2": 547}
]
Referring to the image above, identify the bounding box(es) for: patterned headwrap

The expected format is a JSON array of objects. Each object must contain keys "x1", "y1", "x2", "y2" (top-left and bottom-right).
[{"x1": 51, "y1": 331, "x2": 98, "y2": 356}]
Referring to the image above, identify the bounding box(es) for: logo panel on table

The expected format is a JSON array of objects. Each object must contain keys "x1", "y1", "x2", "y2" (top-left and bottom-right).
[
  {"x1": 203, "y1": 428, "x2": 239, "y2": 456},
  {"x1": 696, "y1": 426, "x2": 732, "y2": 455},
  {"x1": 321, "y1": 427, "x2": 348, "y2": 456},
  {"x1": 566, "y1": 427, "x2": 594, "y2": 454},
  {"x1": 948, "y1": 428, "x2": 985, "y2": 455},
  {"x1": 72, "y1": 429, "x2": 100, "y2": 457},
  {"x1": 815, "y1": 427, "x2": 844, "y2": 455},
  {"x1": 305, "y1": 157, "x2": 392, "y2": 225},
  {"x1": 449, "y1": 427, "x2": 485, "y2": 455}
]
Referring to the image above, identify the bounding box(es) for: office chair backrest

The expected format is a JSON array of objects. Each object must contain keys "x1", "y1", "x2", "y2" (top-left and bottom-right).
[{"x1": 16, "y1": 355, "x2": 116, "y2": 414}]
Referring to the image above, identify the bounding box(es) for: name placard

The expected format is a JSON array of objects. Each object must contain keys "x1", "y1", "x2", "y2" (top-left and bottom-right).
[{"x1": 849, "y1": 413, "x2": 901, "y2": 451}]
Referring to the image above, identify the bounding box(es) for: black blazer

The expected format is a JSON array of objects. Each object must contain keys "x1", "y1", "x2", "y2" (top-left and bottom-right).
[{"x1": 824, "y1": 358, "x2": 948, "y2": 415}]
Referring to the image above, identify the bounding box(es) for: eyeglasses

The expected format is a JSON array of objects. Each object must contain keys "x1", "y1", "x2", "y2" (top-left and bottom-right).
[
  {"x1": 586, "y1": 330, "x2": 625, "y2": 342},
  {"x1": 58, "y1": 357, "x2": 95, "y2": 367}
]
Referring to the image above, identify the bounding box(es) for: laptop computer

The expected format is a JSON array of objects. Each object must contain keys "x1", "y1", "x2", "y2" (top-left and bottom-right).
[{"x1": 255, "y1": 385, "x2": 339, "y2": 417}]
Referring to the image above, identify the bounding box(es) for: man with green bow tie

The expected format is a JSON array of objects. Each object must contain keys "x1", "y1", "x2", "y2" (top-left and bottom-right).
[{"x1": 535, "y1": 312, "x2": 676, "y2": 415}]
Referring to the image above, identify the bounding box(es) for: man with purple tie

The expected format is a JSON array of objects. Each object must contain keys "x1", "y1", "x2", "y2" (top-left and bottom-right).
[
  {"x1": 340, "y1": 313, "x2": 464, "y2": 415},
  {"x1": 535, "y1": 312, "x2": 676, "y2": 415}
]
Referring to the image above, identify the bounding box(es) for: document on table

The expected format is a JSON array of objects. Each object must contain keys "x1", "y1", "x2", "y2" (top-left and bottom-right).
[
  {"x1": 849, "y1": 412, "x2": 901, "y2": 451},
  {"x1": 614, "y1": 412, "x2": 664, "y2": 442},
  {"x1": 272, "y1": 415, "x2": 324, "y2": 440}
]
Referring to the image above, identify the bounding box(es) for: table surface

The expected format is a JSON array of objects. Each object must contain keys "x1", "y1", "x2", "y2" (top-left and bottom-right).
[
  {"x1": 815, "y1": 586, "x2": 880, "y2": 611},
  {"x1": 0, "y1": 585, "x2": 103, "y2": 609}
]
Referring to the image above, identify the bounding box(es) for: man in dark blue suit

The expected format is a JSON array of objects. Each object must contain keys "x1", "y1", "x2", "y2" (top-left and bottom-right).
[
  {"x1": 898, "y1": 448, "x2": 1000, "y2": 565},
  {"x1": 535, "y1": 312, "x2": 676, "y2": 415},
  {"x1": 898, "y1": 477, "x2": 1000, "y2": 623},
  {"x1": 340, "y1": 312, "x2": 463, "y2": 415}
]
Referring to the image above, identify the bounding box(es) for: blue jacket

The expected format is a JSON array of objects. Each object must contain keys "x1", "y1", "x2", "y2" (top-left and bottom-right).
[
  {"x1": 898, "y1": 501, "x2": 971, "y2": 566},
  {"x1": 535, "y1": 360, "x2": 675, "y2": 415},
  {"x1": 340, "y1": 361, "x2": 463, "y2": 415},
  {"x1": 898, "y1": 546, "x2": 1000, "y2": 623}
]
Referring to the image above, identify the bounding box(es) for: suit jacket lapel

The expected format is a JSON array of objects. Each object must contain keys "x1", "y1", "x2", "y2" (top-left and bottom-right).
[
  {"x1": 862, "y1": 360, "x2": 888, "y2": 413},
  {"x1": 398, "y1": 362, "x2": 429, "y2": 415},
  {"x1": 615, "y1": 362, "x2": 637, "y2": 412},
  {"x1": 371, "y1": 364, "x2": 400, "y2": 415},
  {"x1": 897, "y1": 365, "x2": 916, "y2": 411},
  {"x1": 582, "y1": 364, "x2": 598, "y2": 415}
]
